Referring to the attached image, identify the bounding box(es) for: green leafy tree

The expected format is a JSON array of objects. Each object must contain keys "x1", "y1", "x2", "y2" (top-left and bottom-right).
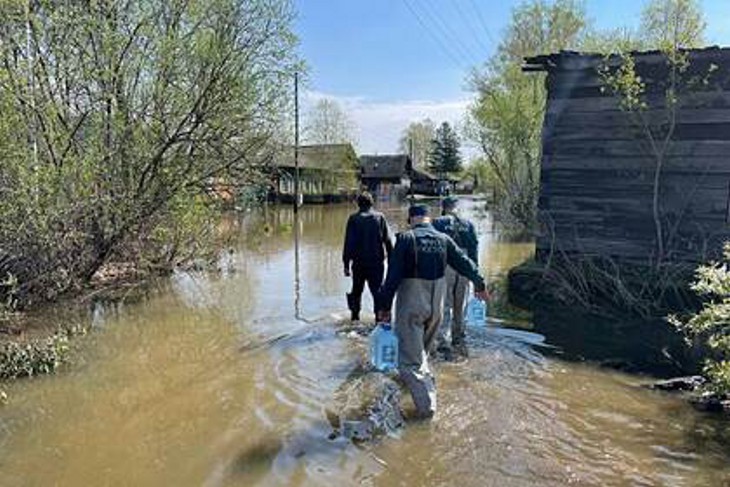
[
  {"x1": 428, "y1": 122, "x2": 462, "y2": 177},
  {"x1": 642, "y1": 0, "x2": 705, "y2": 50},
  {"x1": 0, "y1": 0, "x2": 299, "y2": 308},
  {"x1": 398, "y1": 119, "x2": 435, "y2": 168}
]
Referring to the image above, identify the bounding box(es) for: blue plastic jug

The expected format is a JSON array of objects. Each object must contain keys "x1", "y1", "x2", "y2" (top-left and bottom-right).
[
  {"x1": 370, "y1": 322, "x2": 398, "y2": 372},
  {"x1": 466, "y1": 298, "x2": 487, "y2": 327}
]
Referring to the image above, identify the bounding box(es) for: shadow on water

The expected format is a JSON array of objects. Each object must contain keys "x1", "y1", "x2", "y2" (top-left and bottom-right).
[{"x1": 527, "y1": 307, "x2": 698, "y2": 377}]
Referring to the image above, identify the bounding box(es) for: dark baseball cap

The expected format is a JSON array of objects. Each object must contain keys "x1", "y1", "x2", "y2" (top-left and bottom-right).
[
  {"x1": 442, "y1": 196, "x2": 459, "y2": 209},
  {"x1": 408, "y1": 204, "x2": 430, "y2": 218}
]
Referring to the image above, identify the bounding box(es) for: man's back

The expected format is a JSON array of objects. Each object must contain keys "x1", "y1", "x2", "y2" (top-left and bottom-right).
[
  {"x1": 433, "y1": 214, "x2": 478, "y2": 265},
  {"x1": 342, "y1": 209, "x2": 392, "y2": 267}
]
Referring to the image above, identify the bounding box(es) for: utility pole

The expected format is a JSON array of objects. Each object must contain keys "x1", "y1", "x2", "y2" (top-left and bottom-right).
[
  {"x1": 294, "y1": 71, "x2": 300, "y2": 213},
  {"x1": 408, "y1": 137, "x2": 415, "y2": 203}
]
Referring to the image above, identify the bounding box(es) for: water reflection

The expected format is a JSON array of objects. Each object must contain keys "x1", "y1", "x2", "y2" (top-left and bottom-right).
[{"x1": 0, "y1": 199, "x2": 729, "y2": 487}]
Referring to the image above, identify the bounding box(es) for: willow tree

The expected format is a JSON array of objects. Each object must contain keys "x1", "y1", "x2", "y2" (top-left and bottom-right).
[{"x1": 0, "y1": 0, "x2": 299, "y2": 308}]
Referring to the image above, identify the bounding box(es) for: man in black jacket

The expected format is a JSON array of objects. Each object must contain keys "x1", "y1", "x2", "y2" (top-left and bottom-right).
[
  {"x1": 376, "y1": 204, "x2": 488, "y2": 418},
  {"x1": 342, "y1": 192, "x2": 393, "y2": 322}
]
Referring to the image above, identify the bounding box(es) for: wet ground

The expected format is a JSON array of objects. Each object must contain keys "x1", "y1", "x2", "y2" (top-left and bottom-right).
[{"x1": 0, "y1": 200, "x2": 729, "y2": 486}]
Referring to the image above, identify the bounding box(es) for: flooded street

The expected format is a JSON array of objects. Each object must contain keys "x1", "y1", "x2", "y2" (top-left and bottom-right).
[{"x1": 1, "y1": 200, "x2": 729, "y2": 486}]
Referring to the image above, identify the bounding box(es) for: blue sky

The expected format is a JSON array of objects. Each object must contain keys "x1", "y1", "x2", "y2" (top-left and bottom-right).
[{"x1": 294, "y1": 0, "x2": 730, "y2": 155}]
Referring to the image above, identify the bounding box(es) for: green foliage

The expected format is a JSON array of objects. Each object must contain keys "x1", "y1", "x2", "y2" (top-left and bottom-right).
[
  {"x1": 0, "y1": 0, "x2": 300, "y2": 308},
  {"x1": 641, "y1": 0, "x2": 706, "y2": 50},
  {"x1": 0, "y1": 331, "x2": 70, "y2": 380},
  {"x1": 671, "y1": 244, "x2": 730, "y2": 395},
  {"x1": 468, "y1": 0, "x2": 586, "y2": 230},
  {"x1": 427, "y1": 122, "x2": 462, "y2": 176}
]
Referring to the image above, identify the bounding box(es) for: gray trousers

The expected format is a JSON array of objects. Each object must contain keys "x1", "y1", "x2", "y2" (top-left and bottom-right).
[
  {"x1": 438, "y1": 266, "x2": 470, "y2": 346},
  {"x1": 395, "y1": 277, "x2": 446, "y2": 418}
]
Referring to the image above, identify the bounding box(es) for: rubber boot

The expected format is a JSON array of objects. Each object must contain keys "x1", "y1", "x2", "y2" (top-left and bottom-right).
[{"x1": 346, "y1": 293, "x2": 360, "y2": 322}]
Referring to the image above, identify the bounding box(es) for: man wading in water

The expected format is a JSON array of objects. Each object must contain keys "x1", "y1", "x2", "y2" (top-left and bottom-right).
[
  {"x1": 342, "y1": 192, "x2": 393, "y2": 322},
  {"x1": 376, "y1": 204, "x2": 489, "y2": 418},
  {"x1": 433, "y1": 196, "x2": 480, "y2": 359}
]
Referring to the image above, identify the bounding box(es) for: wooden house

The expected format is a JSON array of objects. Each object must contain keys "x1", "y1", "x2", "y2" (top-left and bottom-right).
[
  {"x1": 274, "y1": 144, "x2": 359, "y2": 204},
  {"x1": 524, "y1": 47, "x2": 730, "y2": 264},
  {"x1": 359, "y1": 154, "x2": 413, "y2": 201}
]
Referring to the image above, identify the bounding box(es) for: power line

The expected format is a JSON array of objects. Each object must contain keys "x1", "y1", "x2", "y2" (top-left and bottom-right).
[
  {"x1": 449, "y1": 0, "x2": 492, "y2": 58},
  {"x1": 418, "y1": 0, "x2": 482, "y2": 66},
  {"x1": 467, "y1": 0, "x2": 497, "y2": 46},
  {"x1": 401, "y1": 0, "x2": 468, "y2": 71}
]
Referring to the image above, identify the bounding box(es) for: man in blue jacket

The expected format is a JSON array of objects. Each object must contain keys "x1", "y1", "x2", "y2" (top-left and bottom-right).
[
  {"x1": 432, "y1": 196, "x2": 479, "y2": 358},
  {"x1": 342, "y1": 192, "x2": 393, "y2": 322},
  {"x1": 376, "y1": 204, "x2": 488, "y2": 418}
]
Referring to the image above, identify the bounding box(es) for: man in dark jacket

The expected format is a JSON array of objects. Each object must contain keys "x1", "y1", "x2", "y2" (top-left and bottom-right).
[
  {"x1": 432, "y1": 196, "x2": 479, "y2": 357},
  {"x1": 342, "y1": 192, "x2": 393, "y2": 322},
  {"x1": 376, "y1": 204, "x2": 488, "y2": 418}
]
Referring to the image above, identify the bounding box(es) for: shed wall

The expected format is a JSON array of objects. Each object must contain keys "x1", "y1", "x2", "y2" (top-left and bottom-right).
[{"x1": 536, "y1": 49, "x2": 730, "y2": 263}]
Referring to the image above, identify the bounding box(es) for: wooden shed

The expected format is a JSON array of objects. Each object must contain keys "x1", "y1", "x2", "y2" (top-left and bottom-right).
[{"x1": 524, "y1": 47, "x2": 730, "y2": 264}]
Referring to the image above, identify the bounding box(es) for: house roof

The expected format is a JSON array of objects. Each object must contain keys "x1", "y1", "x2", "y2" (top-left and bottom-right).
[
  {"x1": 276, "y1": 143, "x2": 357, "y2": 171},
  {"x1": 359, "y1": 155, "x2": 412, "y2": 179}
]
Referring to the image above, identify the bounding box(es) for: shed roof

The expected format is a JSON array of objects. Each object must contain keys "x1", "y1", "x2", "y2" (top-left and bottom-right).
[
  {"x1": 276, "y1": 143, "x2": 357, "y2": 171},
  {"x1": 359, "y1": 155, "x2": 412, "y2": 179},
  {"x1": 523, "y1": 46, "x2": 730, "y2": 73},
  {"x1": 410, "y1": 167, "x2": 438, "y2": 181}
]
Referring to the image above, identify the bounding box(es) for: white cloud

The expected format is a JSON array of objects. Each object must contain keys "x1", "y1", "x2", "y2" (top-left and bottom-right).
[{"x1": 302, "y1": 91, "x2": 475, "y2": 157}]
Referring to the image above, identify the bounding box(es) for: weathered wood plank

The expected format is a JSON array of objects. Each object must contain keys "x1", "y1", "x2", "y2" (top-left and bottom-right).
[
  {"x1": 543, "y1": 155, "x2": 730, "y2": 172},
  {"x1": 546, "y1": 61, "x2": 730, "y2": 95},
  {"x1": 547, "y1": 122, "x2": 730, "y2": 142},
  {"x1": 545, "y1": 91, "x2": 730, "y2": 115},
  {"x1": 546, "y1": 108, "x2": 730, "y2": 128},
  {"x1": 543, "y1": 139, "x2": 730, "y2": 158}
]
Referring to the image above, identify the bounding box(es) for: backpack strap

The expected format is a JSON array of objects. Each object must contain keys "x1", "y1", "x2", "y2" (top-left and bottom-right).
[{"x1": 407, "y1": 230, "x2": 418, "y2": 279}]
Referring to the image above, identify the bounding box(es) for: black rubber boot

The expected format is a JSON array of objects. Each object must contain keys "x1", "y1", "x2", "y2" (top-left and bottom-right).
[{"x1": 346, "y1": 293, "x2": 360, "y2": 322}]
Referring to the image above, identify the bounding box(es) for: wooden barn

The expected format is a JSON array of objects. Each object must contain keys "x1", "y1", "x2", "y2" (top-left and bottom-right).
[{"x1": 524, "y1": 47, "x2": 730, "y2": 265}]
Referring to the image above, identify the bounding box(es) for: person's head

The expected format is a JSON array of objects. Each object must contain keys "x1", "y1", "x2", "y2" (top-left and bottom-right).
[
  {"x1": 441, "y1": 196, "x2": 458, "y2": 215},
  {"x1": 407, "y1": 204, "x2": 430, "y2": 226},
  {"x1": 356, "y1": 192, "x2": 374, "y2": 211}
]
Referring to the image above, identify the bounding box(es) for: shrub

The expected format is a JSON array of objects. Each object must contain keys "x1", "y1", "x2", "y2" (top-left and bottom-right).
[{"x1": 670, "y1": 243, "x2": 730, "y2": 395}]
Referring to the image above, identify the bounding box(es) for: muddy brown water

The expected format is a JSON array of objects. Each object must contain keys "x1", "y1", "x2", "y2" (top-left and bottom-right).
[{"x1": 1, "y1": 200, "x2": 729, "y2": 486}]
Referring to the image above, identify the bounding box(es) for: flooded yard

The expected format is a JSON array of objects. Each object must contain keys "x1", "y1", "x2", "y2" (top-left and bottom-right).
[{"x1": 0, "y1": 200, "x2": 728, "y2": 486}]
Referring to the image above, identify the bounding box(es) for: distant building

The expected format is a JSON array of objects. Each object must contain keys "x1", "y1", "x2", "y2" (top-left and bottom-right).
[
  {"x1": 454, "y1": 175, "x2": 476, "y2": 194},
  {"x1": 410, "y1": 167, "x2": 439, "y2": 196},
  {"x1": 274, "y1": 143, "x2": 359, "y2": 204},
  {"x1": 359, "y1": 154, "x2": 413, "y2": 201}
]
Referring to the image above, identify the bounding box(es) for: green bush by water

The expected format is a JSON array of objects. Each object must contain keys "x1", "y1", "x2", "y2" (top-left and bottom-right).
[
  {"x1": 671, "y1": 243, "x2": 730, "y2": 396},
  {"x1": 0, "y1": 332, "x2": 70, "y2": 381}
]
